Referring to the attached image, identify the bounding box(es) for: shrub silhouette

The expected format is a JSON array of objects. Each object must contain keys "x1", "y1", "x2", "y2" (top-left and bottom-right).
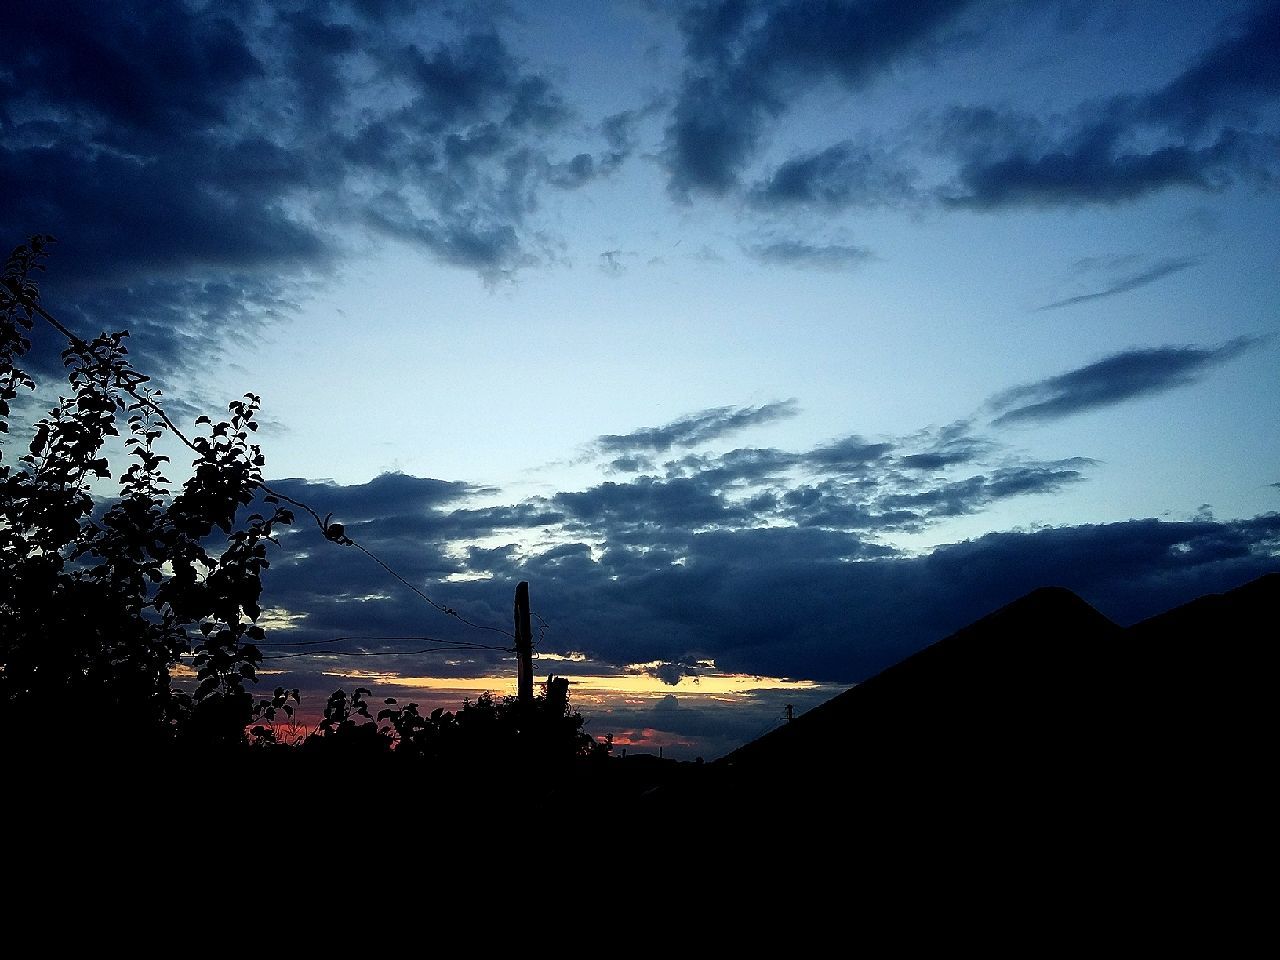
[
  {"x1": 1, "y1": 236, "x2": 607, "y2": 768},
  {"x1": 1, "y1": 237, "x2": 294, "y2": 751}
]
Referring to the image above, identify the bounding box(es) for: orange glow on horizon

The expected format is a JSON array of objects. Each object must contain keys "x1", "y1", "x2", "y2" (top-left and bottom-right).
[{"x1": 320, "y1": 668, "x2": 820, "y2": 698}]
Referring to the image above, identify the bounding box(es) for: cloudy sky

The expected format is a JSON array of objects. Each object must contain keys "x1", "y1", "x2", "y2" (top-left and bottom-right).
[{"x1": 6, "y1": 0, "x2": 1279, "y2": 758}]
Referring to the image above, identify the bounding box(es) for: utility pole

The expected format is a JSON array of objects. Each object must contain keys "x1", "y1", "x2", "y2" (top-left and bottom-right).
[{"x1": 514, "y1": 580, "x2": 533, "y2": 705}]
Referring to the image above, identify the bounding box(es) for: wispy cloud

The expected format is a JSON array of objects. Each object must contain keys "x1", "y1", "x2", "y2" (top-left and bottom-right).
[
  {"x1": 666, "y1": 0, "x2": 977, "y2": 198},
  {"x1": 1038, "y1": 257, "x2": 1202, "y2": 311},
  {"x1": 941, "y1": 6, "x2": 1280, "y2": 209},
  {"x1": 1, "y1": 2, "x2": 632, "y2": 379},
  {"x1": 744, "y1": 240, "x2": 874, "y2": 270},
  {"x1": 748, "y1": 141, "x2": 917, "y2": 211},
  {"x1": 989, "y1": 337, "x2": 1261, "y2": 426},
  {"x1": 597, "y1": 400, "x2": 799, "y2": 455}
]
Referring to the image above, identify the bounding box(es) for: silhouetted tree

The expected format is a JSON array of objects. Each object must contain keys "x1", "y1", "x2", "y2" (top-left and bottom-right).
[
  {"x1": 1, "y1": 236, "x2": 294, "y2": 751},
  {"x1": 375, "y1": 688, "x2": 605, "y2": 765},
  {"x1": 1, "y1": 236, "x2": 610, "y2": 770}
]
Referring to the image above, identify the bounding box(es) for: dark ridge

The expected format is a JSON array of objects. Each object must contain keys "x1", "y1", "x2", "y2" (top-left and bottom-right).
[
  {"x1": 1127, "y1": 570, "x2": 1278, "y2": 648},
  {"x1": 1121, "y1": 571, "x2": 1276, "y2": 744},
  {"x1": 724, "y1": 585, "x2": 1122, "y2": 773},
  {"x1": 643, "y1": 573, "x2": 1277, "y2": 827}
]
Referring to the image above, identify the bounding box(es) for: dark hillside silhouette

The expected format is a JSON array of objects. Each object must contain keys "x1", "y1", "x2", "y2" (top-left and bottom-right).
[
  {"x1": 656, "y1": 572, "x2": 1278, "y2": 824},
  {"x1": 724, "y1": 586, "x2": 1126, "y2": 775},
  {"x1": 1122, "y1": 571, "x2": 1276, "y2": 766}
]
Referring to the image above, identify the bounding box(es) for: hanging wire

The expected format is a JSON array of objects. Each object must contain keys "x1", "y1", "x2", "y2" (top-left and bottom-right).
[
  {"x1": 349, "y1": 541, "x2": 514, "y2": 640},
  {"x1": 262, "y1": 643, "x2": 512, "y2": 661},
  {"x1": 23, "y1": 294, "x2": 516, "y2": 641},
  {"x1": 256, "y1": 634, "x2": 513, "y2": 651},
  {"x1": 176, "y1": 633, "x2": 513, "y2": 661},
  {"x1": 531, "y1": 611, "x2": 551, "y2": 649}
]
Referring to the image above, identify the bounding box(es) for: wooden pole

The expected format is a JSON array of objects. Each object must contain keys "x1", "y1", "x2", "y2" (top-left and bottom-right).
[{"x1": 514, "y1": 580, "x2": 533, "y2": 705}]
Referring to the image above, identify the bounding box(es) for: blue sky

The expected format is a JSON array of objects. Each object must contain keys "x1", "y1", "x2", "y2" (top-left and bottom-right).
[{"x1": 5, "y1": 0, "x2": 1279, "y2": 757}]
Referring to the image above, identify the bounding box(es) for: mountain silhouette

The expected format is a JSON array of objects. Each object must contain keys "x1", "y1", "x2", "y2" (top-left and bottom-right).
[
  {"x1": 725, "y1": 585, "x2": 1124, "y2": 774},
  {"x1": 660, "y1": 572, "x2": 1277, "y2": 824},
  {"x1": 1122, "y1": 571, "x2": 1275, "y2": 764}
]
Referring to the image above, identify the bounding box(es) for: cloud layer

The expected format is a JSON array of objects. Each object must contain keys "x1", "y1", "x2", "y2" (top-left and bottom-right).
[
  {"x1": 671, "y1": 1, "x2": 1279, "y2": 217},
  {"x1": 990, "y1": 337, "x2": 1261, "y2": 425},
  {"x1": 2, "y1": 1, "x2": 626, "y2": 381},
  {"x1": 6, "y1": 1, "x2": 1276, "y2": 382},
  {"x1": 243, "y1": 340, "x2": 1274, "y2": 698}
]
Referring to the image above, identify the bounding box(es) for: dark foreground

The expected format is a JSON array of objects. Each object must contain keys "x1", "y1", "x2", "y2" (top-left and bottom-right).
[{"x1": 10, "y1": 573, "x2": 1273, "y2": 847}]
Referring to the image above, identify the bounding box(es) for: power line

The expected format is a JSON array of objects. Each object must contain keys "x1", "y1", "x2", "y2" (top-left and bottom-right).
[
  {"x1": 261, "y1": 644, "x2": 512, "y2": 661},
  {"x1": 22, "y1": 293, "x2": 516, "y2": 642},
  {"x1": 257, "y1": 634, "x2": 512, "y2": 650},
  {"x1": 531, "y1": 610, "x2": 550, "y2": 648},
  {"x1": 349, "y1": 541, "x2": 513, "y2": 641}
]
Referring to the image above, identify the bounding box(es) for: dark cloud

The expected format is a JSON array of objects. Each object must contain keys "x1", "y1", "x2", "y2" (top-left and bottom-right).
[
  {"x1": 898, "y1": 446, "x2": 988, "y2": 471},
  {"x1": 576, "y1": 416, "x2": 1095, "y2": 542},
  {"x1": 896, "y1": 421, "x2": 994, "y2": 472},
  {"x1": 668, "y1": 4, "x2": 1278, "y2": 215},
  {"x1": 606, "y1": 455, "x2": 658, "y2": 474},
  {"x1": 1141, "y1": 4, "x2": 1280, "y2": 134},
  {"x1": 749, "y1": 141, "x2": 917, "y2": 210},
  {"x1": 666, "y1": 0, "x2": 977, "y2": 197},
  {"x1": 745, "y1": 240, "x2": 874, "y2": 269},
  {"x1": 2, "y1": 1, "x2": 630, "y2": 380},
  {"x1": 233, "y1": 398, "x2": 1276, "y2": 706},
  {"x1": 229, "y1": 396, "x2": 1112, "y2": 684},
  {"x1": 1038, "y1": 256, "x2": 1202, "y2": 311},
  {"x1": 267, "y1": 473, "x2": 479, "y2": 521},
  {"x1": 547, "y1": 153, "x2": 598, "y2": 189},
  {"x1": 802, "y1": 436, "x2": 893, "y2": 471},
  {"x1": 597, "y1": 400, "x2": 798, "y2": 455},
  {"x1": 249, "y1": 488, "x2": 1280, "y2": 690},
  {"x1": 875, "y1": 460, "x2": 1093, "y2": 519},
  {"x1": 777, "y1": 455, "x2": 1092, "y2": 531},
  {"x1": 639, "y1": 659, "x2": 706, "y2": 686},
  {"x1": 4, "y1": 6, "x2": 264, "y2": 143},
  {"x1": 553, "y1": 476, "x2": 751, "y2": 533},
  {"x1": 943, "y1": 128, "x2": 1259, "y2": 209},
  {"x1": 529, "y1": 513, "x2": 1278, "y2": 684},
  {"x1": 665, "y1": 447, "x2": 800, "y2": 486},
  {"x1": 942, "y1": 6, "x2": 1280, "y2": 208},
  {"x1": 990, "y1": 338, "x2": 1261, "y2": 426},
  {"x1": 10, "y1": 273, "x2": 301, "y2": 393}
]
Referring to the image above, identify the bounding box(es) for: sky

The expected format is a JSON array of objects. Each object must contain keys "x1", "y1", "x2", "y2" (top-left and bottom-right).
[{"x1": 5, "y1": 0, "x2": 1279, "y2": 758}]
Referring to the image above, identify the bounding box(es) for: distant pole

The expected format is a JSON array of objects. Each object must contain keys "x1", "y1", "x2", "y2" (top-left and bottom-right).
[
  {"x1": 546, "y1": 675, "x2": 569, "y2": 715},
  {"x1": 514, "y1": 581, "x2": 534, "y2": 705}
]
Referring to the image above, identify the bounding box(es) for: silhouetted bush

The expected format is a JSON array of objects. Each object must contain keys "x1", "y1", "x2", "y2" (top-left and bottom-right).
[
  {"x1": 1, "y1": 236, "x2": 606, "y2": 769},
  {"x1": 1, "y1": 237, "x2": 293, "y2": 751}
]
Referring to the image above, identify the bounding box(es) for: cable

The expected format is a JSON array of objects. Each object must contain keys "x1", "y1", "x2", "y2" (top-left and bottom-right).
[
  {"x1": 21, "y1": 293, "x2": 516, "y2": 642},
  {"x1": 262, "y1": 644, "x2": 513, "y2": 661},
  {"x1": 179, "y1": 636, "x2": 513, "y2": 663},
  {"x1": 350, "y1": 541, "x2": 514, "y2": 640},
  {"x1": 531, "y1": 611, "x2": 550, "y2": 649},
  {"x1": 257, "y1": 634, "x2": 512, "y2": 651}
]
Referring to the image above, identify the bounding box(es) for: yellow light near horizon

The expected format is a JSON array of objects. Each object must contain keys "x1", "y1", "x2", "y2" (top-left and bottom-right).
[
  {"x1": 567, "y1": 673, "x2": 820, "y2": 695},
  {"x1": 320, "y1": 669, "x2": 820, "y2": 697}
]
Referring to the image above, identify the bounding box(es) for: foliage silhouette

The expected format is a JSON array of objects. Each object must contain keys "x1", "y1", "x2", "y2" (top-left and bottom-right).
[
  {"x1": 1, "y1": 236, "x2": 294, "y2": 751},
  {"x1": 373, "y1": 687, "x2": 609, "y2": 765},
  {"x1": 1, "y1": 236, "x2": 606, "y2": 770}
]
